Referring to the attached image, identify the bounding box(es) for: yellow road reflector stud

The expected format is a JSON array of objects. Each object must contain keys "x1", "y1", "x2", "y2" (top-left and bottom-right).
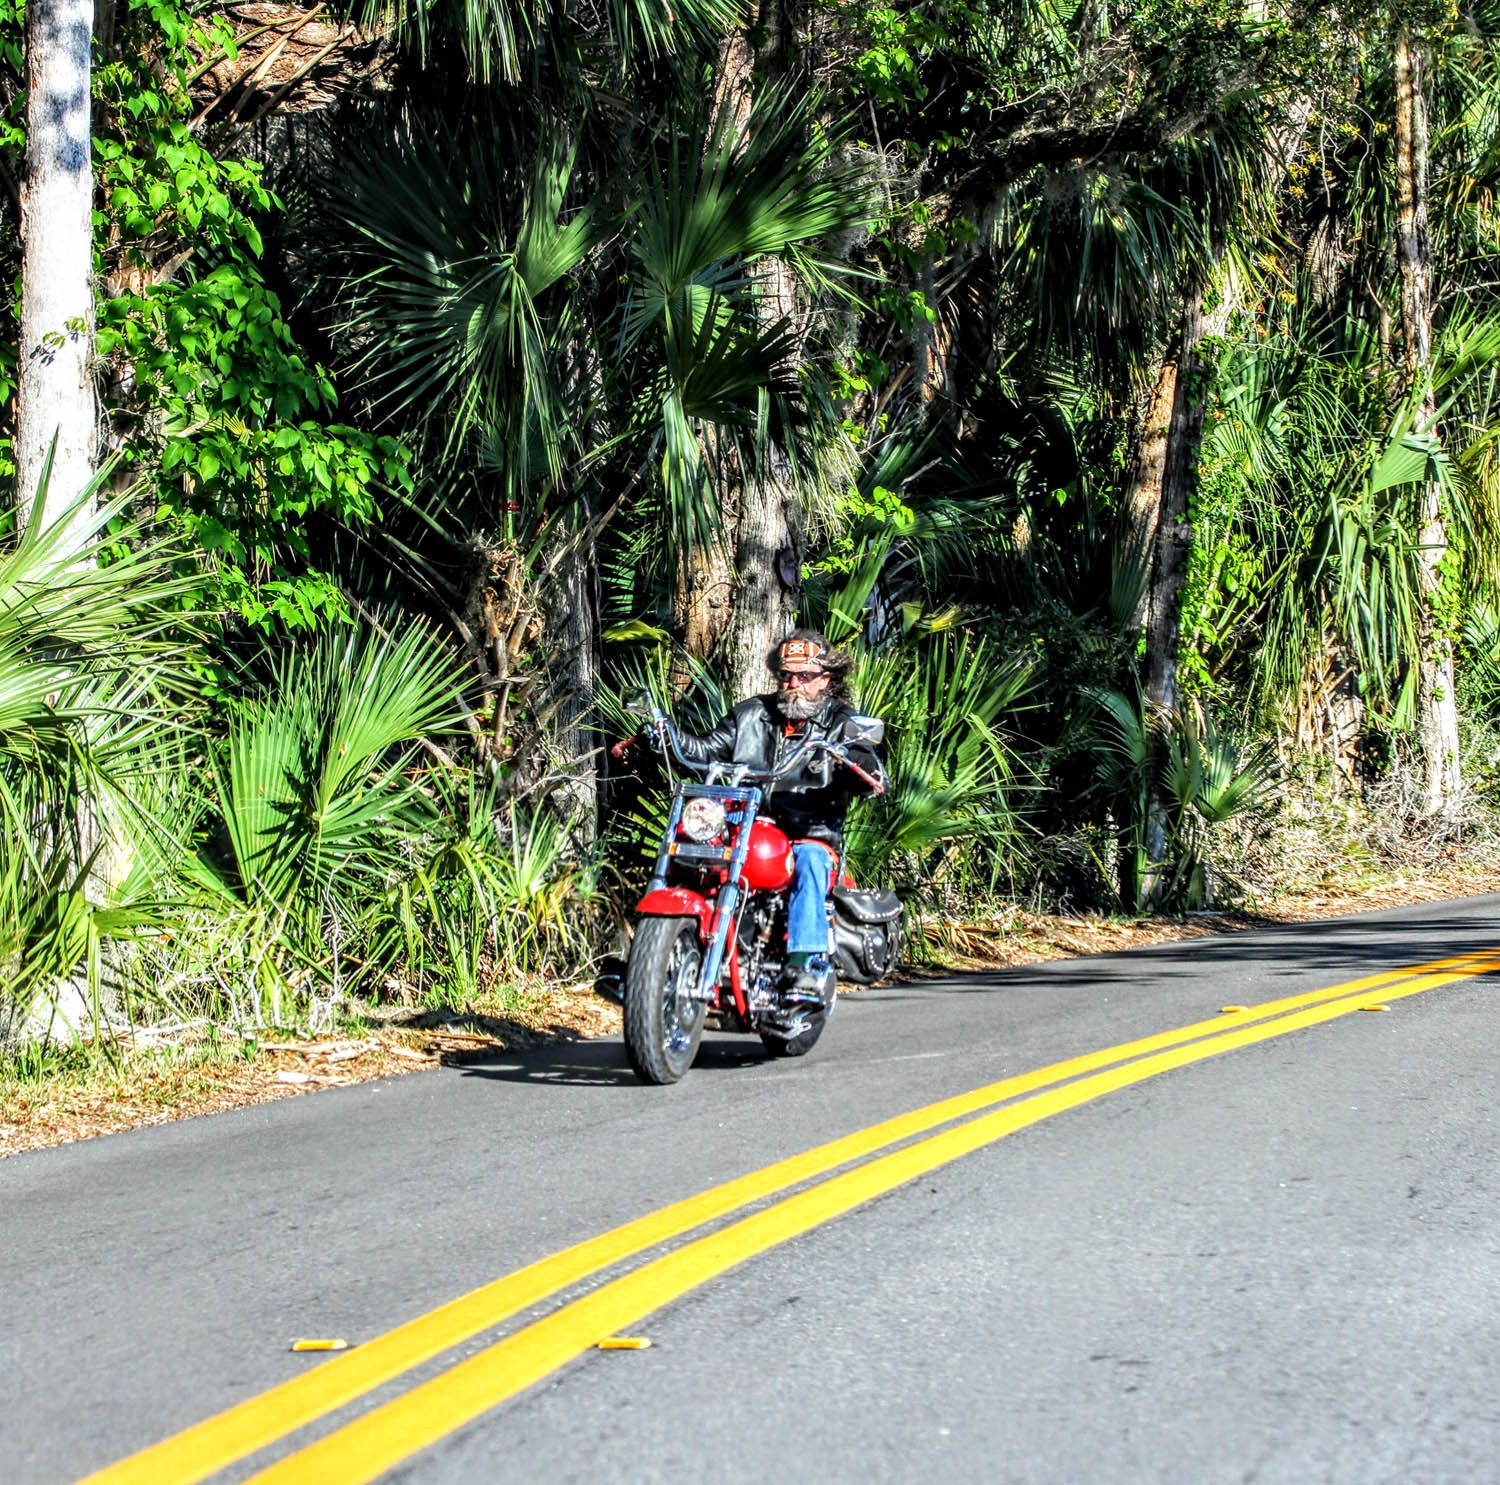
[
  {"x1": 596, "y1": 1337, "x2": 652, "y2": 1350},
  {"x1": 1359, "y1": 1004, "x2": 1390, "y2": 1012},
  {"x1": 290, "y1": 1340, "x2": 349, "y2": 1353},
  {"x1": 1219, "y1": 1005, "x2": 1247, "y2": 1014}
]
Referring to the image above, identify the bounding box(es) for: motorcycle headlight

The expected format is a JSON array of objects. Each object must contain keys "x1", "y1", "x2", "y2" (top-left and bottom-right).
[{"x1": 678, "y1": 797, "x2": 727, "y2": 843}]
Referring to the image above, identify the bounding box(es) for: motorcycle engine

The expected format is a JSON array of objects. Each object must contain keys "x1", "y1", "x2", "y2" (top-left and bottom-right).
[{"x1": 739, "y1": 898, "x2": 784, "y2": 1010}]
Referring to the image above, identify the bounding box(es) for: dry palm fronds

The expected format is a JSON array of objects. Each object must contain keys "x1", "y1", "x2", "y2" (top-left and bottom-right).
[{"x1": 189, "y1": 3, "x2": 389, "y2": 127}]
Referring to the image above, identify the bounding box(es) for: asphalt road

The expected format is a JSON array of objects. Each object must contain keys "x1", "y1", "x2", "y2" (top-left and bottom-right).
[{"x1": 5, "y1": 895, "x2": 1500, "y2": 1485}]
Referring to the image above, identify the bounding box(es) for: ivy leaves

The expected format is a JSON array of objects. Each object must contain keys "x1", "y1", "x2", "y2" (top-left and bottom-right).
[{"x1": 85, "y1": 0, "x2": 414, "y2": 632}]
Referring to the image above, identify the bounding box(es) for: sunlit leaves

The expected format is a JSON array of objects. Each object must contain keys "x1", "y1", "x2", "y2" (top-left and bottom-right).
[
  {"x1": 333, "y1": 122, "x2": 595, "y2": 495},
  {"x1": 210, "y1": 623, "x2": 467, "y2": 917},
  {"x1": 844, "y1": 630, "x2": 1033, "y2": 886}
]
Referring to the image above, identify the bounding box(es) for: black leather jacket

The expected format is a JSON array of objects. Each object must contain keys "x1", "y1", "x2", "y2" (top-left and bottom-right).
[{"x1": 674, "y1": 694, "x2": 887, "y2": 848}]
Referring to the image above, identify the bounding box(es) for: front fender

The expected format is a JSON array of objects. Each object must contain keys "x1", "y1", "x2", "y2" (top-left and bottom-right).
[{"x1": 635, "y1": 887, "x2": 713, "y2": 936}]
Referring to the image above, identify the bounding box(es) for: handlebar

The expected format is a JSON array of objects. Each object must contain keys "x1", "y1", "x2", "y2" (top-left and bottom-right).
[{"x1": 646, "y1": 707, "x2": 854, "y2": 786}]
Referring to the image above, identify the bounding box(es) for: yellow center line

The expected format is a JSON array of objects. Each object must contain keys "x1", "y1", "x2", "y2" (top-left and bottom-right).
[
  {"x1": 249, "y1": 955, "x2": 1500, "y2": 1485},
  {"x1": 79, "y1": 949, "x2": 1500, "y2": 1485}
]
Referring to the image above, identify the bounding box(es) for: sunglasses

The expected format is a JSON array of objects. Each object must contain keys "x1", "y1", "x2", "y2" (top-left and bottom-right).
[{"x1": 778, "y1": 669, "x2": 827, "y2": 685}]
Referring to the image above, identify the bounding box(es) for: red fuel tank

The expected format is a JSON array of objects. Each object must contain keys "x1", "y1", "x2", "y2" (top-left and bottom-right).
[{"x1": 741, "y1": 817, "x2": 794, "y2": 891}]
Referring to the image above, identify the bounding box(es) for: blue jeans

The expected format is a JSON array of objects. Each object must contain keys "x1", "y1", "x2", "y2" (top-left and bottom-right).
[{"x1": 787, "y1": 842, "x2": 835, "y2": 956}]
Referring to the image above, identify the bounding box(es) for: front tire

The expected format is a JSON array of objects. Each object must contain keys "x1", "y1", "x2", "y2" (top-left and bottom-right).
[{"x1": 624, "y1": 917, "x2": 707, "y2": 1084}]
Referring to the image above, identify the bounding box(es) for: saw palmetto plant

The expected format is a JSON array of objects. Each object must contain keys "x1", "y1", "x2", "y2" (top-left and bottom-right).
[
  {"x1": 1080, "y1": 686, "x2": 1273, "y2": 911},
  {"x1": 845, "y1": 630, "x2": 1035, "y2": 891},
  {"x1": 0, "y1": 476, "x2": 199, "y2": 1040}
]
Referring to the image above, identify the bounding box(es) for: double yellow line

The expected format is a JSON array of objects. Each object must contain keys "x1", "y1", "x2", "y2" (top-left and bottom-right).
[{"x1": 86, "y1": 948, "x2": 1500, "y2": 1485}]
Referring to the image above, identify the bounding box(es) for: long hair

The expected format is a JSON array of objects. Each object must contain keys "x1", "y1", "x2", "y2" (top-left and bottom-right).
[{"x1": 767, "y1": 628, "x2": 854, "y2": 702}]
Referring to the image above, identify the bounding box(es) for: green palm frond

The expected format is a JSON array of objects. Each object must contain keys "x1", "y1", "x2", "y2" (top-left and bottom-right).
[
  {"x1": 0, "y1": 484, "x2": 197, "y2": 849},
  {"x1": 845, "y1": 631, "x2": 1034, "y2": 886},
  {"x1": 209, "y1": 622, "x2": 468, "y2": 922},
  {"x1": 612, "y1": 87, "x2": 873, "y2": 550},
  {"x1": 0, "y1": 474, "x2": 202, "y2": 1028},
  {"x1": 332, "y1": 119, "x2": 597, "y2": 495},
  {"x1": 624, "y1": 84, "x2": 870, "y2": 344},
  {"x1": 342, "y1": 0, "x2": 740, "y2": 82}
]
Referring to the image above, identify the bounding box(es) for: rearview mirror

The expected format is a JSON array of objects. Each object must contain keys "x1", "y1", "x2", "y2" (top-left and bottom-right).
[
  {"x1": 844, "y1": 714, "x2": 885, "y2": 746},
  {"x1": 625, "y1": 688, "x2": 658, "y2": 719}
]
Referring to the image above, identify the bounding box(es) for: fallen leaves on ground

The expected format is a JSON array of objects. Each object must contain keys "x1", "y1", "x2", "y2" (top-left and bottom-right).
[
  {"x1": 916, "y1": 868, "x2": 1500, "y2": 974},
  {"x1": 0, "y1": 987, "x2": 621, "y2": 1159}
]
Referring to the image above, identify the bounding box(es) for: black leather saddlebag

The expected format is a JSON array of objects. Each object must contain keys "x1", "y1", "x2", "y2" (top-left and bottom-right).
[{"x1": 830, "y1": 887, "x2": 905, "y2": 984}]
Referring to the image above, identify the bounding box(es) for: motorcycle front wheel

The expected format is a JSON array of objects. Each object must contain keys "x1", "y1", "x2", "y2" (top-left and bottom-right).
[{"x1": 624, "y1": 916, "x2": 707, "y2": 1084}]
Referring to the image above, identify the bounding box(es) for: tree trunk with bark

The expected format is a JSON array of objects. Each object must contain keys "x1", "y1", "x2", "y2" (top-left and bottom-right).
[
  {"x1": 674, "y1": 531, "x2": 737, "y2": 664},
  {"x1": 1145, "y1": 285, "x2": 1211, "y2": 716},
  {"x1": 715, "y1": 0, "x2": 804, "y2": 699},
  {"x1": 1394, "y1": 29, "x2": 1460, "y2": 814},
  {"x1": 1121, "y1": 351, "x2": 1179, "y2": 636},
  {"x1": 17, "y1": 0, "x2": 96, "y2": 533},
  {"x1": 724, "y1": 256, "x2": 803, "y2": 699},
  {"x1": 541, "y1": 537, "x2": 600, "y2": 838},
  {"x1": 663, "y1": 20, "x2": 758, "y2": 675},
  {"x1": 1141, "y1": 274, "x2": 1220, "y2": 890},
  {"x1": 909, "y1": 254, "x2": 944, "y2": 405}
]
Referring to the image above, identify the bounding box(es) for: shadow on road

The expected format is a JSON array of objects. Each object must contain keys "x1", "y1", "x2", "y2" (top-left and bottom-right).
[
  {"x1": 455, "y1": 1034, "x2": 766, "y2": 1088},
  {"x1": 895, "y1": 901, "x2": 1500, "y2": 994},
  {"x1": 455, "y1": 897, "x2": 1500, "y2": 1087}
]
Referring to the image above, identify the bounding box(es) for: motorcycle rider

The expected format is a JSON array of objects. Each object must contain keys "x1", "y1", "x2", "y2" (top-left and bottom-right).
[{"x1": 666, "y1": 630, "x2": 887, "y2": 1002}]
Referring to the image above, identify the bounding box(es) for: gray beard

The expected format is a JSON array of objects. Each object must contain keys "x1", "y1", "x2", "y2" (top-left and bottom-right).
[{"x1": 776, "y1": 690, "x2": 824, "y2": 721}]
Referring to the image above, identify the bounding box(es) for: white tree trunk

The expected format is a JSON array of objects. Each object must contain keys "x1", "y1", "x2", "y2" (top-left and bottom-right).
[
  {"x1": 17, "y1": 0, "x2": 96, "y2": 534},
  {"x1": 725, "y1": 252, "x2": 802, "y2": 700},
  {"x1": 1394, "y1": 30, "x2": 1461, "y2": 814}
]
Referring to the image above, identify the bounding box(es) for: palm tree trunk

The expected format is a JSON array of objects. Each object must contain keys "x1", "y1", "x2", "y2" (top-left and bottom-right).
[
  {"x1": 1145, "y1": 283, "x2": 1211, "y2": 715},
  {"x1": 724, "y1": 256, "x2": 803, "y2": 698},
  {"x1": 909, "y1": 254, "x2": 944, "y2": 404},
  {"x1": 542, "y1": 538, "x2": 599, "y2": 838},
  {"x1": 673, "y1": 441, "x2": 738, "y2": 664},
  {"x1": 1142, "y1": 275, "x2": 1220, "y2": 887},
  {"x1": 716, "y1": 0, "x2": 803, "y2": 698},
  {"x1": 17, "y1": 0, "x2": 96, "y2": 533},
  {"x1": 724, "y1": 468, "x2": 800, "y2": 697},
  {"x1": 1394, "y1": 29, "x2": 1460, "y2": 814},
  {"x1": 1122, "y1": 351, "x2": 1179, "y2": 636},
  {"x1": 662, "y1": 22, "x2": 757, "y2": 673}
]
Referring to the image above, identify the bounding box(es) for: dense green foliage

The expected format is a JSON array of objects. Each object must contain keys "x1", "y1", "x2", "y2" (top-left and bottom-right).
[{"x1": 5, "y1": 0, "x2": 1500, "y2": 1046}]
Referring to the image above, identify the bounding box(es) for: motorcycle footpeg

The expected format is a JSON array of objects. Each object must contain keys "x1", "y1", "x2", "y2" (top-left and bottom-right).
[
  {"x1": 780, "y1": 961, "x2": 835, "y2": 1010},
  {"x1": 779, "y1": 985, "x2": 827, "y2": 1008}
]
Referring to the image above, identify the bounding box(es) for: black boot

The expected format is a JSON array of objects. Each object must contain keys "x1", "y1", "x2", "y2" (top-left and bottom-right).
[{"x1": 782, "y1": 952, "x2": 834, "y2": 1007}]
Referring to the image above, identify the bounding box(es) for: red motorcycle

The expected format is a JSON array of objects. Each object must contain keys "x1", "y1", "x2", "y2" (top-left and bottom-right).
[{"x1": 621, "y1": 704, "x2": 904, "y2": 1084}]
